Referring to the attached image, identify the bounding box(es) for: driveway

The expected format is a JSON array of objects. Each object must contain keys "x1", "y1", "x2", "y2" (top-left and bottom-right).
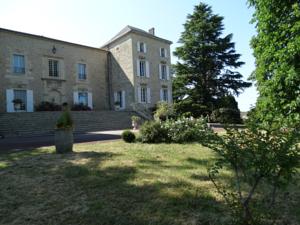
[{"x1": 0, "y1": 130, "x2": 124, "y2": 152}]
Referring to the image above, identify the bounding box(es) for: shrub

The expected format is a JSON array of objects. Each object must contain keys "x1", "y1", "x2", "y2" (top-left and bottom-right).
[
  {"x1": 162, "y1": 117, "x2": 213, "y2": 143},
  {"x1": 56, "y1": 103, "x2": 73, "y2": 129},
  {"x1": 139, "y1": 121, "x2": 169, "y2": 143},
  {"x1": 122, "y1": 130, "x2": 136, "y2": 143},
  {"x1": 154, "y1": 102, "x2": 174, "y2": 121},
  {"x1": 71, "y1": 103, "x2": 92, "y2": 111},
  {"x1": 211, "y1": 107, "x2": 242, "y2": 124},
  {"x1": 36, "y1": 101, "x2": 62, "y2": 111}
]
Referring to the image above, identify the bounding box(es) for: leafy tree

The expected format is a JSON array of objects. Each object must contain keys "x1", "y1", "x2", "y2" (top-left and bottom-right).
[
  {"x1": 248, "y1": 0, "x2": 300, "y2": 126},
  {"x1": 173, "y1": 3, "x2": 251, "y2": 118}
]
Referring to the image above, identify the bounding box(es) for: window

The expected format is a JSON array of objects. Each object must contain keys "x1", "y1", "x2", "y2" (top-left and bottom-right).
[
  {"x1": 13, "y1": 90, "x2": 27, "y2": 111},
  {"x1": 78, "y1": 64, "x2": 86, "y2": 80},
  {"x1": 117, "y1": 91, "x2": 123, "y2": 108},
  {"x1": 162, "y1": 88, "x2": 168, "y2": 102},
  {"x1": 78, "y1": 92, "x2": 88, "y2": 105},
  {"x1": 161, "y1": 64, "x2": 167, "y2": 80},
  {"x1": 160, "y1": 48, "x2": 166, "y2": 58},
  {"x1": 138, "y1": 42, "x2": 146, "y2": 53},
  {"x1": 48, "y1": 59, "x2": 59, "y2": 77},
  {"x1": 139, "y1": 60, "x2": 146, "y2": 77},
  {"x1": 114, "y1": 91, "x2": 125, "y2": 109},
  {"x1": 140, "y1": 87, "x2": 147, "y2": 103},
  {"x1": 13, "y1": 54, "x2": 25, "y2": 74}
]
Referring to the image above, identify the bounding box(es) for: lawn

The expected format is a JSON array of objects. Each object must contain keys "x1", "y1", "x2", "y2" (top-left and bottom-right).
[{"x1": 0, "y1": 141, "x2": 299, "y2": 225}]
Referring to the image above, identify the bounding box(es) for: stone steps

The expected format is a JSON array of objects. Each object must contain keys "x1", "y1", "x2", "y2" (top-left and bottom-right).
[{"x1": 0, "y1": 111, "x2": 136, "y2": 137}]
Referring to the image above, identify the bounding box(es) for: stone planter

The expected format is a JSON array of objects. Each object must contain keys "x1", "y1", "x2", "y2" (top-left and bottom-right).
[{"x1": 55, "y1": 128, "x2": 73, "y2": 153}]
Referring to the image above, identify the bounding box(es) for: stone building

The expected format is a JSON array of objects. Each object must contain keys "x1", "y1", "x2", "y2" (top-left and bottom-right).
[{"x1": 0, "y1": 26, "x2": 172, "y2": 114}]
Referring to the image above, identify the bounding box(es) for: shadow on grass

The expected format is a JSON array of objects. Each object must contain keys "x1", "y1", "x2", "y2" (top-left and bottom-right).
[{"x1": 0, "y1": 150, "x2": 230, "y2": 225}]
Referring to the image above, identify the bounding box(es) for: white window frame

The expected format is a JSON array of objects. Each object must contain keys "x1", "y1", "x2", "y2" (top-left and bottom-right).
[
  {"x1": 78, "y1": 63, "x2": 87, "y2": 80},
  {"x1": 137, "y1": 41, "x2": 147, "y2": 53},
  {"x1": 140, "y1": 87, "x2": 147, "y2": 103},
  {"x1": 6, "y1": 89, "x2": 33, "y2": 112},
  {"x1": 138, "y1": 86, "x2": 150, "y2": 104},
  {"x1": 78, "y1": 91, "x2": 88, "y2": 106},
  {"x1": 48, "y1": 59, "x2": 59, "y2": 77},
  {"x1": 163, "y1": 88, "x2": 168, "y2": 102},
  {"x1": 13, "y1": 54, "x2": 25, "y2": 74},
  {"x1": 114, "y1": 91, "x2": 126, "y2": 110},
  {"x1": 140, "y1": 60, "x2": 146, "y2": 77}
]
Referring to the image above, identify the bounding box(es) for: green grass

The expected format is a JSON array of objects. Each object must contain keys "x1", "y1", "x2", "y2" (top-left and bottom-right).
[{"x1": 0, "y1": 141, "x2": 299, "y2": 225}]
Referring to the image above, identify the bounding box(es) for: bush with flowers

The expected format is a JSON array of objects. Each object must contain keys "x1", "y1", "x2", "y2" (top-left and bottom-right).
[
  {"x1": 139, "y1": 117, "x2": 214, "y2": 144},
  {"x1": 162, "y1": 117, "x2": 213, "y2": 143}
]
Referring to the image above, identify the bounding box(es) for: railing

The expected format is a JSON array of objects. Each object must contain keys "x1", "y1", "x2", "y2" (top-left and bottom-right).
[{"x1": 131, "y1": 103, "x2": 153, "y2": 120}]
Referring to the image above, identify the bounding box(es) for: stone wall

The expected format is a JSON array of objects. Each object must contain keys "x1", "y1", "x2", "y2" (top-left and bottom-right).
[
  {"x1": 0, "y1": 29, "x2": 109, "y2": 112},
  {"x1": 0, "y1": 111, "x2": 136, "y2": 137},
  {"x1": 107, "y1": 35, "x2": 135, "y2": 110},
  {"x1": 131, "y1": 33, "x2": 172, "y2": 107}
]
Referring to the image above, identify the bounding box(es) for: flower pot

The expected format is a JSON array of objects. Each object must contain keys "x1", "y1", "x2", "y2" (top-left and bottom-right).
[
  {"x1": 14, "y1": 103, "x2": 21, "y2": 110},
  {"x1": 55, "y1": 128, "x2": 73, "y2": 153}
]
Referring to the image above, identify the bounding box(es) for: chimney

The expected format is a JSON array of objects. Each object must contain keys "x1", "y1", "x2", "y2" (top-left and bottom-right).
[{"x1": 148, "y1": 27, "x2": 155, "y2": 35}]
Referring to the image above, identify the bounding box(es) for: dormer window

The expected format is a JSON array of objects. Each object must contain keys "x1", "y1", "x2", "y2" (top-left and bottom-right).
[{"x1": 137, "y1": 41, "x2": 147, "y2": 53}]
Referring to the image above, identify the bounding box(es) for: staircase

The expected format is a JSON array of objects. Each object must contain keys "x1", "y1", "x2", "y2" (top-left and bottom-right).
[{"x1": 0, "y1": 111, "x2": 137, "y2": 137}]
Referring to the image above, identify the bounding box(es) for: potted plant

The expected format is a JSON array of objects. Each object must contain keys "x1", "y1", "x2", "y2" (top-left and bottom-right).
[
  {"x1": 114, "y1": 101, "x2": 120, "y2": 110},
  {"x1": 131, "y1": 115, "x2": 141, "y2": 130},
  {"x1": 55, "y1": 103, "x2": 74, "y2": 153},
  {"x1": 12, "y1": 99, "x2": 23, "y2": 110}
]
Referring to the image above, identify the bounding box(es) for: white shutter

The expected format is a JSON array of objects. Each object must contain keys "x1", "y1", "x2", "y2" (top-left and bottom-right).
[
  {"x1": 26, "y1": 90, "x2": 33, "y2": 112},
  {"x1": 147, "y1": 87, "x2": 151, "y2": 103},
  {"x1": 165, "y1": 49, "x2": 168, "y2": 58},
  {"x1": 159, "y1": 64, "x2": 162, "y2": 79},
  {"x1": 166, "y1": 65, "x2": 170, "y2": 80},
  {"x1": 73, "y1": 91, "x2": 79, "y2": 104},
  {"x1": 136, "y1": 59, "x2": 140, "y2": 76},
  {"x1": 88, "y1": 92, "x2": 93, "y2": 109},
  {"x1": 122, "y1": 90, "x2": 126, "y2": 109},
  {"x1": 137, "y1": 87, "x2": 141, "y2": 103},
  {"x1": 113, "y1": 92, "x2": 118, "y2": 110},
  {"x1": 114, "y1": 92, "x2": 117, "y2": 103},
  {"x1": 137, "y1": 41, "x2": 140, "y2": 52},
  {"x1": 159, "y1": 48, "x2": 162, "y2": 57},
  {"x1": 144, "y1": 43, "x2": 147, "y2": 53},
  {"x1": 146, "y1": 61, "x2": 150, "y2": 77},
  {"x1": 6, "y1": 89, "x2": 14, "y2": 112},
  {"x1": 168, "y1": 89, "x2": 172, "y2": 103},
  {"x1": 160, "y1": 89, "x2": 163, "y2": 101}
]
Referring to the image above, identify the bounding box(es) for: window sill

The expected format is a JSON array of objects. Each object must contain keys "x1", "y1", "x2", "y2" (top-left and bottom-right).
[
  {"x1": 77, "y1": 79, "x2": 88, "y2": 82},
  {"x1": 41, "y1": 77, "x2": 66, "y2": 81}
]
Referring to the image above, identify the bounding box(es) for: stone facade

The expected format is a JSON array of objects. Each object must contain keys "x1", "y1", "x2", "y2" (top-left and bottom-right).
[{"x1": 0, "y1": 26, "x2": 172, "y2": 113}]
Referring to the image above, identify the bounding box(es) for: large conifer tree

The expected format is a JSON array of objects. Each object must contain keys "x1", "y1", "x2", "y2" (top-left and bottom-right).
[{"x1": 173, "y1": 3, "x2": 251, "y2": 117}]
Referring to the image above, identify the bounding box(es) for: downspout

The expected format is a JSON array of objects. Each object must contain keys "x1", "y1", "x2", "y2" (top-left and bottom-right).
[{"x1": 106, "y1": 50, "x2": 113, "y2": 110}]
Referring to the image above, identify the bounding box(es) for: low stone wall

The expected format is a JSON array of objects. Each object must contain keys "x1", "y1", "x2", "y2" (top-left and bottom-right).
[{"x1": 0, "y1": 111, "x2": 136, "y2": 137}]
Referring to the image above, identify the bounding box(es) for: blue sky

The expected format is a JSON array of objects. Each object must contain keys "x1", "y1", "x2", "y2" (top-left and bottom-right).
[{"x1": 0, "y1": 0, "x2": 257, "y2": 111}]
